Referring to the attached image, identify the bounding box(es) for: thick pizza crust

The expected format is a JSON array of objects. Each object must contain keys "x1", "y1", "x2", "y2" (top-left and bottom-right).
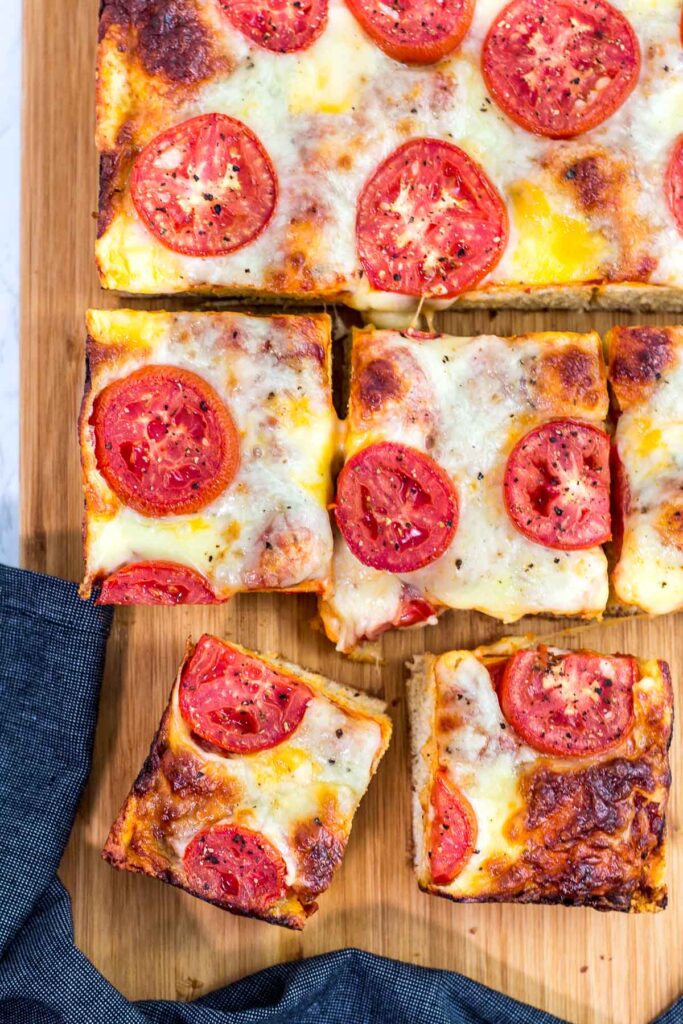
[{"x1": 104, "y1": 637, "x2": 392, "y2": 929}]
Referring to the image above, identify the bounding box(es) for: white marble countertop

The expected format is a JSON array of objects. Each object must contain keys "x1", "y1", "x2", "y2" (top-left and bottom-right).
[{"x1": 0, "y1": 2, "x2": 20, "y2": 567}]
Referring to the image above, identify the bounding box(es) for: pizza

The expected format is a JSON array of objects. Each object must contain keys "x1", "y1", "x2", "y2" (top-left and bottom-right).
[
  {"x1": 79, "y1": 308, "x2": 337, "y2": 604},
  {"x1": 104, "y1": 635, "x2": 391, "y2": 927},
  {"x1": 609, "y1": 324, "x2": 683, "y2": 614},
  {"x1": 319, "y1": 327, "x2": 611, "y2": 651},
  {"x1": 97, "y1": 0, "x2": 683, "y2": 316},
  {"x1": 407, "y1": 637, "x2": 672, "y2": 911}
]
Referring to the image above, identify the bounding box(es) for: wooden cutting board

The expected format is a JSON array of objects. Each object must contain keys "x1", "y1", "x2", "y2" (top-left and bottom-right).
[{"x1": 20, "y1": 2, "x2": 681, "y2": 1021}]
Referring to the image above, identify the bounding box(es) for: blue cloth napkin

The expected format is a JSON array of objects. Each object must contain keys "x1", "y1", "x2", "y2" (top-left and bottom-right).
[{"x1": 0, "y1": 564, "x2": 679, "y2": 1024}]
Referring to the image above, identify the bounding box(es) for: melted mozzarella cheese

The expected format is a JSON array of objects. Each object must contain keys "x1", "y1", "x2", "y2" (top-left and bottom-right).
[
  {"x1": 97, "y1": 0, "x2": 683, "y2": 310},
  {"x1": 323, "y1": 331, "x2": 609, "y2": 649},
  {"x1": 613, "y1": 352, "x2": 683, "y2": 612},
  {"x1": 83, "y1": 311, "x2": 336, "y2": 594},
  {"x1": 429, "y1": 653, "x2": 533, "y2": 896},
  {"x1": 166, "y1": 661, "x2": 388, "y2": 886}
]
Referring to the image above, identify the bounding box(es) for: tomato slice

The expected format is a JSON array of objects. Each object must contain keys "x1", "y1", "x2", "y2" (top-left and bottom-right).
[
  {"x1": 482, "y1": 0, "x2": 641, "y2": 139},
  {"x1": 499, "y1": 647, "x2": 637, "y2": 757},
  {"x1": 183, "y1": 824, "x2": 286, "y2": 912},
  {"x1": 97, "y1": 562, "x2": 218, "y2": 605},
  {"x1": 356, "y1": 138, "x2": 508, "y2": 298},
  {"x1": 131, "y1": 114, "x2": 277, "y2": 256},
  {"x1": 503, "y1": 419, "x2": 611, "y2": 550},
  {"x1": 220, "y1": 0, "x2": 327, "y2": 52},
  {"x1": 179, "y1": 635, "x2": 312, "y2": 754},
  {"x1": 395, "y1": 588, "x2": 437, "y2": 628},
  {"x1": 92, "y1": 365, "x2": 240, "y2": 517},
  {"x1": 345, "y1": 0, "x2": 473, "y2": 64},
  {"x1": 609, "y1": 442, "x2": 630, "y2": 560},
  {"x1": 485, "y1": 658, "x2": 508, "y2": 693},
  {"x1": 335, "y1": 442, "x2": 458, "y2": 573},
  {"x1": 666, "y1": 135, "x2": 683, "y2": 235},
  {"x1": 428, "y1": 772, "x2": 477, "y2": 885}
]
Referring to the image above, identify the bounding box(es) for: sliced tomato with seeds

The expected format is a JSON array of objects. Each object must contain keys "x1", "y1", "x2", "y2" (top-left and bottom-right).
[
  {"x1": 356, "y1": 138, "x2": 508, "y2": 298},
  {"x1": 183, "y1": 824, "x2": 286, "y2": 912},
  {"x1": 395, "y1": 587, "x2": 437, "y2": 628},
  {"x1": 504, "y1": 419, "x2": 611, "y2": 550},
  {"x1": 92, "y1": 365, "x2": 240, "y2": 517},
  {"x1": 428, "y1": 771, "x2": 477, "y2": 885},
  {"x1": 97, "y1": 562, "x2": 219, "y2": 605},
  {"x1": 345, "y1": 0, "x2": 473, "y2": 64},
  {"x1": 482, "y1": 0, "x2": 641, "y2": 139},
  {"x1": 335, "y1": 441, "x2": 459, "y2": 573},
  {"x1": 220, "y1": 0, "x2": 328, "y2": 52},
  {"x1": 666, "y1": 135, "x2": 683, "y2": 235},
  {"x1": 131, "y1": 114, "x2": 277, "y2": 257},
  {"x1": 499, "y1": 647, "x2": 637, "y2": 757},
  {"x1": 179, "y1": 635, "x2": 312, "y2": 754}
]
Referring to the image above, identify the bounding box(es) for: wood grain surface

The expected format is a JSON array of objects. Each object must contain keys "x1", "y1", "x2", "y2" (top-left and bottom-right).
[{"x1": 20, "y1": 2, "x2": 681, "y2": 1021}]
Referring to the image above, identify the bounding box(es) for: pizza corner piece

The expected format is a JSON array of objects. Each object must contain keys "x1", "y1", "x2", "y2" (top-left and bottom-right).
[
  {"x1": 79, "y1": 308, "x2": 338, "y2": 605},
  {"x1": 103, "y1": 635, "x2": 392, "y2": 929},
  {"x1": 319, "y1": 326, "x2": 611, "y2": 652},
  {"x1": 407, "y1": 638, "x2": 672, "y2": 913},
  {"x1": 97, "y1": 0, "x2": 683, "y2": 314},
  {"x1": 608, "y1": 324, "x2": 683, "y2": 616}
]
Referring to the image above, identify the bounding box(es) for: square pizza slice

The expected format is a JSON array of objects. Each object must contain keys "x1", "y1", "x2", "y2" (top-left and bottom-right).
[
  {"x1": 80, "y1": 309, "x2": 338, "y2": 604},
  {"x1": 407, "y1": 638, "x2": 672, "y2": 912},
  {"x1": 104, "y1": 635, "x2": 391, "y2": 928},
  {"x1": 97, "y1": 0, "x2": 683, "y2": 315},
  {"x1": 319, "y1": 327, "x2": 610, "y2": 651},
  {"x1": 608, "y1": 324, "x2": 683, "y2": 614}
]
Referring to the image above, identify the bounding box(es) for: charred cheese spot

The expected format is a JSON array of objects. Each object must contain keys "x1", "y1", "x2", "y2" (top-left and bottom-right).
[
  {"x1": 358, "y1": 357, "x2": 404, "y2": 412},
  {"x1": 99, "y1": 0, "x2": 215, "y2": 85},
  {"x1": 292, "y1": 818, "x2": 346, "y2": 900},
  {"x1": 533, "y1": 343, "x2": 605, "y2": 413},
  {"x1": 609, "y1": 327, "x2": 676, "y2": 409}
]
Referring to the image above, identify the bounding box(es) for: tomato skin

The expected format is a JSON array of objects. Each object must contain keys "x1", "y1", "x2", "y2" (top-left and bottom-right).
[
  {"x1": 428, "y1": 772, "x2": 477, "y2": 885},
  {"x1": 131, "y1": 113, "x2": 277, "y2": 257},
  {"x1": 220, "y1": 0, "x2": 328, "y2": 53},
  {"x1": 97, "y1": 562, "x2": 219, "y2": 605},
  {"x1": 666, "y1": 135, "x2": 683, "y2": 236},
  {"x1": 183, "y1": 824, "x2": 286, "y2": 912},
  {"x1": 335, "y1": 441, "x2": 459, "y2": 573},
  {"x1": 92, "y1": 365, "x2": 240, "y2": 518},
  {"x1": 499, "y1": 648, "x2": 637, "y2": 757},
  {"x1": 179, "y1": 635, "x2": 312, "y2": 754},
  {"x1": 482, "y1": 0, "x2": 641, "y2": 139},
  {"x1": 609, "y1": 442, "x2": 630, "y2": 560},
  {"x1": 485, "y1": 658, "x2": 508, "y2": 693},
  {"x1": 364, "y1": 586, "x2": 437, "y2": 640},
  {"x1": 356, "y1": 138, "x2": 508, "y2": 299},
  {"x1": 345, "y1": 0, "x2": 473, "y2": 64},
  {"x1": 503, "y1": 419, "x2": 611, "y2": 551}
]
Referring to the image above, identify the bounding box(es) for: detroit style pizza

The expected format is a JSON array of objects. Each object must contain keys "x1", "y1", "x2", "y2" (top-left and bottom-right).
[
  {"x1": 97, "y1": 0, "x2": 683, "y2": 315},
  {"x1": 104, "y1": 635, "x2": 391, "y2": 927},
  {"x1": 609, "y1": 324, "x2": 683, "y2": 614},
  {"x1": 408, "y1": 638, "x2": 672, "y2": 911},
  {"x1": 319, "y1": 327, "x2": 611, "y2": 651},
  {"x1": 80, "y1": 309, "x2": 337, "y2": 604}
]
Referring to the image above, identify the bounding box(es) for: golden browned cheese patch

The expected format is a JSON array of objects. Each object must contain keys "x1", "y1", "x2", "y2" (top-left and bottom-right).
[
  {"x1": 533, "y1": 342, "x2": 606, "y2": 413},
  {"x1": 656, "y1": 500, "x2": 683, "y2": 552},
  {"x1": 608, "y1": 326, "x2": 677, "y2": 409}
]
